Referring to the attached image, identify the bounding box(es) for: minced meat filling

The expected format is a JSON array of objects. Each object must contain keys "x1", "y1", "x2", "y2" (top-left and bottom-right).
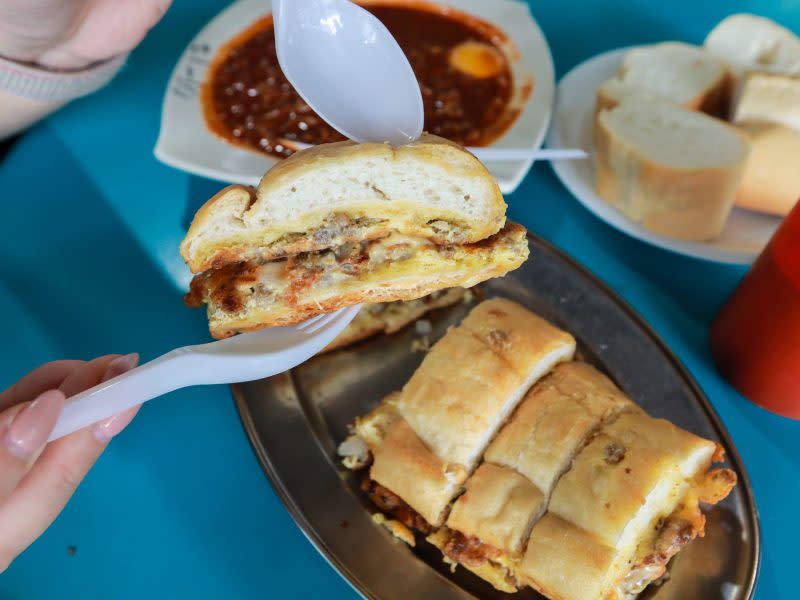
[
  {"x1": 361, "y1": 478, "x2": 434, "y2": 535},
  {"x1": 440, "y1": 529, "x2": 502, "y2": 569},
  {"x1": 618, "y1": 518, "x2": 695, "y2": 596}
]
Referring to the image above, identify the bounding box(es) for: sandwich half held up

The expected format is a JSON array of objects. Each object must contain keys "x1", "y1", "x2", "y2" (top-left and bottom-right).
[{"x1": 181, "y1": 134, "x2": 529, "y2": 338}]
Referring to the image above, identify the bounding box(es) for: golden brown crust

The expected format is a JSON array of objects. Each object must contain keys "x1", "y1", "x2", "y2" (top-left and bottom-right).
[
  {"x1": 548, "y1": 411, "x2": 717, "y2": 550},
  {"x1": 485, "y1": 362, "x2": 634, "y2": 495},
  {"x1": 458, "y1": 297, "x2": 576, "y2": 379},
  {"x1": 519, "y1": 513, "x2": 618, "y2": 600},
  {"x1": 181, "y1": 134, "x2": 507, "y2": 273},
  {"x1": 370, "y1": 418, "x2": 463, "y2": 527},
  {"x1": 397, "y1": 326, "x2": 524, "y2": 469},
  {"x1": 446, "y1": 463, "x2": 544, "y2": 557}
]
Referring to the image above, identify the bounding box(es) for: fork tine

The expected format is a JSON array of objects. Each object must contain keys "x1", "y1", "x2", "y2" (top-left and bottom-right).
[
  {"x1": 296, "y1": 313, "x2": 327, "y2": 331},
  {"x1": 300, "y1": 311, "x2": 339, "y2": 335}
]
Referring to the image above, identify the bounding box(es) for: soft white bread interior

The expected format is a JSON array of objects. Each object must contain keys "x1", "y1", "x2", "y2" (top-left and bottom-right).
[
  {"x1": 181, "y1": 134, "x2": 507, "y2": 273},
  {"x1": 596, "y1": 42, "x2": 729, "y2": 116},
  {"x1": 595, "y1": 98, "x2": 751, "y2": 241},
  {"x1": 186, "y1": 223, "x2": 529, "y2": 338},
  {"x1": 731, "y1": 71, "x2": 800, "y2": 131},
  {"x1": 734, "y1": 122, "x2": 800, "y2": 216},
  {"x1": 704, "y1": 13, "x2": 800, "y2": 80}
]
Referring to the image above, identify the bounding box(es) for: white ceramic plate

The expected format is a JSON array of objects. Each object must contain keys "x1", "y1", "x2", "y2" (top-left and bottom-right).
[
  {"x1": 545, "y1": 47, "x2": 780, "y2": 264},
  {"x1": 154, "y1": 0, "x2": 555, "y2": 194}
]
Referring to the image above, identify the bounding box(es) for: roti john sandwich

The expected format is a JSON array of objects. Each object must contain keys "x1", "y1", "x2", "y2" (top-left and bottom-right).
[{"x1": 181, "y1": 134, "x2": 528, "y2": 338}]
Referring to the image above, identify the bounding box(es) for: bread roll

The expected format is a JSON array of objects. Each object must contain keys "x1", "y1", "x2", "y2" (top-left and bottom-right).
[
  {"x1": 705, "y1": 13, "x2": 800, "y2": 81},
  {"x1": 595, "y1": 98, "x2": 751, "y2": 241},
  {"x1": 732, "y1": 71, "x2": 800, "y2": 132},
  {"x1": 597, "y1": 42, "x2": 729, "y2": 116},
  {"x1": 734, "y1": 122, "x2": 800, "y2": 216}
]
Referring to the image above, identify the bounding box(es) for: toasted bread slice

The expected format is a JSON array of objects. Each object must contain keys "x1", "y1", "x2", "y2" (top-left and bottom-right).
[{"x1": 181, "y1": 134, "x2": 507, "y2": 273}]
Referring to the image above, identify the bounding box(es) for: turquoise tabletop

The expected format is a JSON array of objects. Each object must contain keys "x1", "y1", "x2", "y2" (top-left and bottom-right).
[{"x1": 1, "y1": 1, "x2": 798, "y2": 598}]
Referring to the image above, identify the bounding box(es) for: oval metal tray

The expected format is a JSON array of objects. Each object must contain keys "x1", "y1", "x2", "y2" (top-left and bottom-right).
[{"x1": 232, "y1": 234, "x2": 760, "y2": 600}]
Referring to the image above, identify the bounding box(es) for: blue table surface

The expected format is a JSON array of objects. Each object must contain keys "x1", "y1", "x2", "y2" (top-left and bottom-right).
[{"x1": 1, "y1": 0, "x2": 798, "y2": 598}]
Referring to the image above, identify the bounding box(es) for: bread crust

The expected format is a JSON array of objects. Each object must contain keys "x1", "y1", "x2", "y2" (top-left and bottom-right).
[
  {"x1": 485, "y1": 362, "x2": 633, "y2": 495},
  {"x1": 594, "y1": 101, "x2": 750, "y2": 241},
  {"x1": 370, "y1": 418, "x2": 460, "y2": 527},
  {"x1": 446, "y1": 463, "x2": 544, "y2": 557},
  {"x1": 734, "y1": 122, "x2": 800, "y2": 216},
  {"x1": 181, "y1": 134, "x2": 507, "y2": 273}
]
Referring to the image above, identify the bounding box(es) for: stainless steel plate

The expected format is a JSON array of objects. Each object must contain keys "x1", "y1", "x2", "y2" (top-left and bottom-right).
[{"x1": 232, "y1": 234, "x2": 760, "y2": 600}]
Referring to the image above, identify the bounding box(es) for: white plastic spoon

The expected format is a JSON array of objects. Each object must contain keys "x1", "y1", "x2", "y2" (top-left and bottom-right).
[{"x1": 272, "y1": 0, "x2": 424, "y2": 144}]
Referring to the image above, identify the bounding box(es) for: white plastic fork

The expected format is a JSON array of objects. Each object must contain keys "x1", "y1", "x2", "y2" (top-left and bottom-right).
[{"x1": 48, "y1": 305, "x2": 361, "y2": 441}]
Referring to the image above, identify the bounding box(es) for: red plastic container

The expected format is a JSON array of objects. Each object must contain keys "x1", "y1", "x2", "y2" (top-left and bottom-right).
[{"x1": 711, "y1": 200, "x2": 800, "y2": 419}]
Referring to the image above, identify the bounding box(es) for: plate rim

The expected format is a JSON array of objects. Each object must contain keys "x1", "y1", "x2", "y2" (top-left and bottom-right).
[
  {"x1": 231, "y1": 232, "x2": 761, "y2": 599},
  {"x1": 153, "y1": 0, "x2": 555, "y2": 195},
  {"x1": 545, "y1": 46, "x2": 781, "y2": 265}
]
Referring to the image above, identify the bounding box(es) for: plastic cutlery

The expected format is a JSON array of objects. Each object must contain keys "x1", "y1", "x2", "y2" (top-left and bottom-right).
[{"x1": 48, "y1": 306, "x2": 361, "y2": 441}]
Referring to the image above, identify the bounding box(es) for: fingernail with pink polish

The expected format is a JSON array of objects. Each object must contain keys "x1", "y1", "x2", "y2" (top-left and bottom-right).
[
  {"x1": 94, "y1": 354, "x2": 140, "y2": 444},
  {"x1": 93, "y1": 405, "x2": 140, "y2": 444},
  {"x1": 4, "y1": 389, "x2": 65, "y2": 460},
  {"x1": 101, "y1": 353, "x2": 139, "y2": 383}
]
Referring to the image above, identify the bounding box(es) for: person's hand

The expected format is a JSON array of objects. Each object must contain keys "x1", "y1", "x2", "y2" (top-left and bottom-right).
[
  {"x1": 0, "y1": 354, "x2": 140, "y2": 571},
  {"x1": 0, "y1": 0, "x2": 172, "y2": 70}
]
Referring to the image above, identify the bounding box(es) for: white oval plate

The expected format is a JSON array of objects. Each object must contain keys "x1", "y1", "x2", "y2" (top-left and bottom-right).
[
  {"x1": 155, "y1": 0, "x2": 555, "y2": 195},
  {"x1": 545, "y1": 47, "x2": 780, "y2": 264}
]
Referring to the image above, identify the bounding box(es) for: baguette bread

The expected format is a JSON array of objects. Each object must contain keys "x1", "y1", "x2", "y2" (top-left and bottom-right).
[
  {"x1": 595, "y1": 98, "x2": 751, "y2": 240},
  {"x1": 734, "y1": 122, "x2": 800, "y2": 216},
  {"x1": 704, "y1": 14, "x2": 800, "y2": 81},
  {"x1": 181, "y1": 134, "x2": 507, "y2": 273},
  {"x1": 731, "y1": 71, "x2": 800, "y2": 131},
  {"x1": 596, "y1": 42, "x2": 729, "y2": 116}
]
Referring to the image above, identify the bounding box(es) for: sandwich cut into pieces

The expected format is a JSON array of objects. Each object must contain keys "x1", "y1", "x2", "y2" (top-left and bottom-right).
[
  {"x1": 340, "y1": 298, "x2": 577, "y2": 532},
  {"x1": 181, "y1": 134, "x2": 530, "y2": 338},
  {"x1": 427, "y1": 362, "x2": 635, "y2": 592},
  {"x1": 517, "y1": 411, "x2": 737, "y2": 600}
]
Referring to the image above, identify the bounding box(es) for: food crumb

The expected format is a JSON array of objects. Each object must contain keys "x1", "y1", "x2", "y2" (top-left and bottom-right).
[
  {"x1": 67, "y1": 545, "x2": 77, "y2": 557},
  {"x1": 415, "y1": 319, "x2": 432, "y2": 336},
  {"x1": 340, "y1": 520, "x2": 349, "y2": 529},
  {"x1": 411, "y1": 335, "x2": 432, "y2": 353}
]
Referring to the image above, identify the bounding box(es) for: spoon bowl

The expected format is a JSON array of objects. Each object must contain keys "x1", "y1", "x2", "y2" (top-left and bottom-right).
[{"x1": 272, "y1": 0, "x2": 424, "y2": 145}]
